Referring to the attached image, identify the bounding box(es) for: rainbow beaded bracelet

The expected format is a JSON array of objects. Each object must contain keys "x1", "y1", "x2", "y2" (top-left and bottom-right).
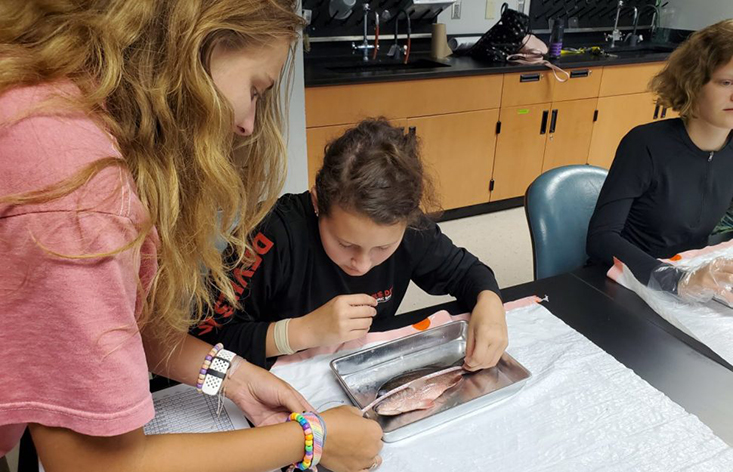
[{"x1": 287, "y1": 412, "x2": 326, "y2": 471}]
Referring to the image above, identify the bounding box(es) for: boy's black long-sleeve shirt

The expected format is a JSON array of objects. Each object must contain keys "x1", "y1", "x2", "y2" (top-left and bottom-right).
[
  {"x1": 196, "y1": 191, "x2": 501, "y2": 367},
  {"x1": 587, "y1": 118, "x2": 733, "y2": 290}
]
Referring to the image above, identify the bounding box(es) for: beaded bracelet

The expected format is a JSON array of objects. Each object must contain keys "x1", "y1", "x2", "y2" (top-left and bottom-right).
[
  {"x1": 196, "y1": 343, "x2": 223, "y2": 393},
  {"x1": 287, "y1": 412, "x2": 326, "y2": 471}
]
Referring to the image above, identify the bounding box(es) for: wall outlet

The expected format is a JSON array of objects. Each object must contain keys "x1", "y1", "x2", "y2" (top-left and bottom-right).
[
  {"x1": 485, "y1": 0, "x2": 495, "y2": 19},
  {"x1": 451, "y1": 0, "x2": 462, "y2": 20}
]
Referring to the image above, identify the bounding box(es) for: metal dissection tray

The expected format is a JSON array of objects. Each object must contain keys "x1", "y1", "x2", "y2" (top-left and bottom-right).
[{"x1": 330, "y1": 321, "x2": 531, "y2": 442}]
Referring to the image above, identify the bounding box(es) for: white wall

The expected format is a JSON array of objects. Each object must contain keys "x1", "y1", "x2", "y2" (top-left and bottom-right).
[
  {"x1": 662, "y1": 0, "x2": 733, "y2": 30},
  {"x1": 282, "y1": 11, "x2": 309, "y2": 195},
  {"x1": 438, "y1": 0, "x2": 531, "y2": 35}
]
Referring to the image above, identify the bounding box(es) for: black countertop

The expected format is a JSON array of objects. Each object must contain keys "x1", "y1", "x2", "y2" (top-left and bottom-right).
[{"x1": 304, "y1": 43, "x2": 675, "y2": 87}]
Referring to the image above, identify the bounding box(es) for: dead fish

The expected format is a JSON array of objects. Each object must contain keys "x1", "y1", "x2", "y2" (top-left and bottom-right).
[
  {"x1": 376, "y1": 367, "x2": 440, "y2": 397},
  {"x1": 373, "y1": 367, "x2": 464, "y2": 416}
]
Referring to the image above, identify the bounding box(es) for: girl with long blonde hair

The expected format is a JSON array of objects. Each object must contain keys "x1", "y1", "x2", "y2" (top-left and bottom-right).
[{"x1": 0, "y1": 1, "x2": 382, "y2": 471}]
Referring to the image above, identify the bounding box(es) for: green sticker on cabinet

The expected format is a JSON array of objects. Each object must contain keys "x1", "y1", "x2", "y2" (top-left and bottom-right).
[{"x1": 518, "y1": 109, "x2": 530, "y2": 115}]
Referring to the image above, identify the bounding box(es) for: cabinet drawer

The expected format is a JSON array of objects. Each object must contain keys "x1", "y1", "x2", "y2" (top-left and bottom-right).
[
  {"x1": 598, "y1": 62, "x2": 666, "y2": 97},
  {"x1": 552, "y1": 67, "x2": 602, "y2": 102},
  {"x1": 305, "y1": 75, "x2": 503, "y2": 128},
  {"x1": 501, "y1": 71, "x2": 553, "y2": 107}
]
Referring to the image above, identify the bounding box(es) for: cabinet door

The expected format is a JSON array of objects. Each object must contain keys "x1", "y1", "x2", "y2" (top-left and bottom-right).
[
  {"x1": 542, "y1": 98, "x2": 598, "y2": 172},
  {"x1": 306, "y1": 120, "x2": 409, "y2": 187},
  {"x1": 587, "y1": 92, "x2": 657, "y2": 169},
  {"x1": 491, "y1": 103, "x2": 551, "y2": 201},
  {"x1": 408, "y1": 110, "x2": 499, "y2": 210}
]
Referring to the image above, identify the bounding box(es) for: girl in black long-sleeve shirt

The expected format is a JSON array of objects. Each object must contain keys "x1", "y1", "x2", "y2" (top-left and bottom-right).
[
  {"x1": 196, "y1": 118, "x2": 508, "y2": 370},
  {"x1": 587, "y1": 19, "x2": 733, "y2": 301}
]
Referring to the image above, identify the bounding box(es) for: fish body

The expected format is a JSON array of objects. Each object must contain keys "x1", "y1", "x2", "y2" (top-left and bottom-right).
[
  {"x1": 373, "y1": 368, "x2": 464, "y2": 416},
  {"x1": 376, "y1": 367, "x2": 438, "y2": 396}
]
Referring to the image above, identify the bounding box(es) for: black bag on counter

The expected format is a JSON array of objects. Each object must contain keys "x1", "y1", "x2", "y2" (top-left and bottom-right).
[{"x1": 468, "y1": 3, "x2": 531, "y2": 62}]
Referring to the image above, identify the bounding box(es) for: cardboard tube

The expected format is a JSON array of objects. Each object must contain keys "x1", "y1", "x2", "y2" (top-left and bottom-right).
[
  {"x1": 448, "y1": 36, "x2": 481, "y2": 52},
  {"x1": 431, "y1": 23, "x2": 452, "y2": 59}
]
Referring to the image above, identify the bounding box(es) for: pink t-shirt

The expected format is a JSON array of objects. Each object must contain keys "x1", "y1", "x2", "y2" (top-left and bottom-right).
[{"x1": 0, "y1": 84, "x2": 158, "y2": 455}]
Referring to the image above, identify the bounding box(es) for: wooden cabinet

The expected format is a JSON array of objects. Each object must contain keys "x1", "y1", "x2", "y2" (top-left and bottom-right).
[
  {"x1": 587, "y1": 92, "x2": 658, "y2": 168},
  {"x1": 493, "y1": 67, "x2": 601, "y2": 198},
  {"x1": 305, "y1": 75, "x2": 503, "y2": 209},
  {"x1": 409, "y1": 110, "x2": 499, "y2": 210},
  {"x1": 492, "y1": 103, "x2": 550, "y2": 201},
  {"x1": 501, "y1": 71, "x2": 553, "y2": 107},
  {"x1": 588, "y1": 60, "x2": 677, "y2": 169},
  {"x1": 305, "y1": 61, "x2": 669, "y2": 209},
  {"x1": 598, "y1": 62, "x2": 665, "y2": 97},
  {"x1": 552, "y1": 68, "x2": 602, "y2": 102},
  {"x1": 501, "y1": 66, "x2": 601, "y2": 106},
  {"x1": 305, "y1": 75, "x2": 503, "y2": 128},
  {"x1": 542, "y1": 98, "x2": 598, "y2": 172},
  {"x1": 587, "y1": 93, "x2": 679, "y2": 169},
  {"x1": 492, "y1": 98, "x2": 598, "y2": 199}
]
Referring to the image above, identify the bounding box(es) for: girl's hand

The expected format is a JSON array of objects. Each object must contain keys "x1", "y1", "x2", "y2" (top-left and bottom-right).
[
  {"x1": 464, "y1": 291, "x2": 508, "y2": 371},
  {"x1": 224, "y1": 357, "x2": 313, "y2": 426},
  {"x1": 292, "y1": 294, "x2": 378, "y2": 349}
]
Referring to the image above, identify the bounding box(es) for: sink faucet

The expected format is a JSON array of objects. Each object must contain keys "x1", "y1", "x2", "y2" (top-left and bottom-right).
[
  {"x1": 638, "y1": 4, "x2": 661, "y2": 38},
  {"x1": 608, "y1": 0, "x2": 638, "y2": 48},
  {"x1": 351, "y1": 3, "x2": 379, "y2": 62},
  {"x1": 388, "y1": 9, "x2": 411, "y2": 64}
]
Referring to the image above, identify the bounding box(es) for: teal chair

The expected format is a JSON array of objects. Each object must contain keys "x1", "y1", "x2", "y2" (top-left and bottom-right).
[{"x1": 524, "y1": 165, "x2": 608, "y2": 280}]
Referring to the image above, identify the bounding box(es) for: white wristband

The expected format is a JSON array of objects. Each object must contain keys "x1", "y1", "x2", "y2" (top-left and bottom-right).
[{"x1": 202, "y1": 349, "x2": 236, "y2": 396}]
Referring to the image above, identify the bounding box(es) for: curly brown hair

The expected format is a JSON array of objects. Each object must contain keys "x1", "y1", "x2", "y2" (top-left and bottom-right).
[
  {"x1": 650, "y1": 19, "x2": 733, "y2": 119},
  {"x1": 314, "y1": 118, "x2": 441, "y2": 227}
]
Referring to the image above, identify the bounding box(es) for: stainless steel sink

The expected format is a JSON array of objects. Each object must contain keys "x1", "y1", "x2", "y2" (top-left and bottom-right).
[{"x1": 327, "y1": 58, "x2": 451, "y2": 74}]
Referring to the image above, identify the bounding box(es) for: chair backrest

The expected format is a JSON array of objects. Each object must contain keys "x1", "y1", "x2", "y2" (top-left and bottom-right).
[{"x1": 524, "y1": 165, "x2": 608, "y2": 280}]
